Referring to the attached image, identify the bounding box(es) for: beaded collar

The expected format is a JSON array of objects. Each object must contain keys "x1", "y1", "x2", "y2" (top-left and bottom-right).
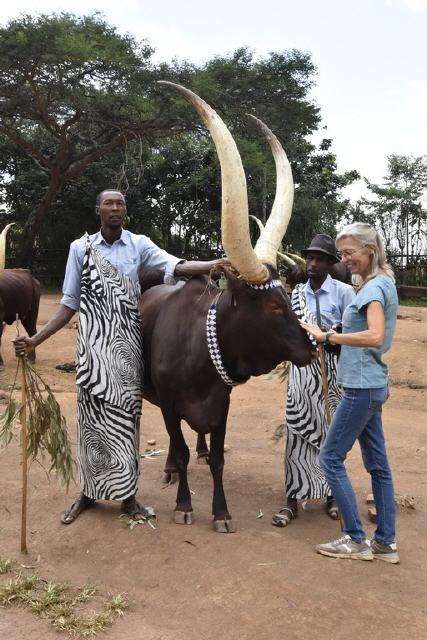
[{"x1": 206, "y1": 279, "x2": 283, "y2": 386}]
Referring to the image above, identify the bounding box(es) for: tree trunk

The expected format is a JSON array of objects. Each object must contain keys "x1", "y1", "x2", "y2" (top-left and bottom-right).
[{"x1": 19, "y1": 171, "x2": 64, "y2": 268}]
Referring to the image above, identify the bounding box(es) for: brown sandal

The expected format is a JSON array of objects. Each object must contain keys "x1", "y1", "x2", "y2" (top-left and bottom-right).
[
  {"x1": 60, "y1": 495, "x2": 95, "y2": 525},
  {"x1": 326, "y1": 497, "x2": 339, "y2": 520},
  {"x1": 271, "y1": 506, "x2": 297, "y2": 528}
]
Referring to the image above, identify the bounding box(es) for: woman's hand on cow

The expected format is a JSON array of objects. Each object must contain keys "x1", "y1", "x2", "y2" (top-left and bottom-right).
[
  {"x1": 12, "y1": 335, "x2": 36, "y2": 357},
  {"x1": 299, "y1": 321, "x2": 333, "y2": 343}
]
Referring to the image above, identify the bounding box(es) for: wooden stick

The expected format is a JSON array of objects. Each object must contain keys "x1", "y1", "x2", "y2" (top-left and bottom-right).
[
  {"x1": 20, "y1": 358, "x2": 28, "y2": 554},
  {"x1": 318, "y1": 344, "x2": 332, "y2": 424},
  {"x1": 16, "y1": 315, "x2": 28, "y2": 554}
]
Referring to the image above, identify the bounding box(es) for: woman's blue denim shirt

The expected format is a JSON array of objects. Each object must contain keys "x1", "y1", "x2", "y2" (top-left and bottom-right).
[{"x1": 336, "y1": 275, "x2": 398, "y2": 389}]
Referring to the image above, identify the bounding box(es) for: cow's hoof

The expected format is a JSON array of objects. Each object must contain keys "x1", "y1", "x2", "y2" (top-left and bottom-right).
[
  {"x1": 197, "y1": 454, "x2": 209, "y2": 465},
  {"x1": 174, "y1": 510, "x2": 194, "y2": 525},
  {"x1": 163, "y1": 472, "x2": 179, "y2": 485},
  {"x1": 213, "y1": 519, "x2": 236, "y2": 533}
]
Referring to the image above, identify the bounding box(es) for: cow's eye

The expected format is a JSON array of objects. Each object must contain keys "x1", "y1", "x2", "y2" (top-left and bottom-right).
[{"x1": 269, "y1": 304, "x2": 284, "y2": 316}]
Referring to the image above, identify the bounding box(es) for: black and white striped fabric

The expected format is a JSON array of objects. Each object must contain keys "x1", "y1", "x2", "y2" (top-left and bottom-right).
[
  {"x1": 285, "y1": 284, "x2": 343, "y2": 500},
  {"x1": 76, "y1": 237, "x2": 143, "y2": 501}
]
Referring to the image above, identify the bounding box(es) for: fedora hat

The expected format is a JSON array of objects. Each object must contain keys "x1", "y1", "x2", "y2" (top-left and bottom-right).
[{"x1": 301, "y1": 234, "x2": 339, "y2": 263}]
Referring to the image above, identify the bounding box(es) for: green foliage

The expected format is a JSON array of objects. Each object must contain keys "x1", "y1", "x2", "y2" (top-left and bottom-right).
[
  {"x1": 0, "y1": 13, "x2": 358, "y2": 269},
  {"x1": 347, "y1": 155, "x2": 427, "y2": 286},
  {"x1": 399, "y1": 297, "x2": 427, "y2": 307},
  {"x1": 0, "y1": 558, "x2": 13, "y2": 574},
  {"x1": 0, "y1": 360, "x2": 75, "y2": 489},
  {"x1": 0, "y1": 564, "x2": 127, "y2": 636},
  {"x1": 0, "y1": 11, "x2": 176, "y2": 264},
  {"x1": 0, "y1": 398, "x2": 21, "y2": 447}
]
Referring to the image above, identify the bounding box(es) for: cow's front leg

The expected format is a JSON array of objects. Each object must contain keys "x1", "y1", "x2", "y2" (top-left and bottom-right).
[
  {"x1": 209, "y1": 423, "x2": 235, "y2": 533},
  {"x1": 161, "y1": 408, "x2": 193, "y2": 524}
]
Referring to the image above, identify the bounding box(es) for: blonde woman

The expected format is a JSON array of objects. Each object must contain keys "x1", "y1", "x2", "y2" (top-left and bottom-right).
[{"x1": 300, "y1": 223, "x2": 399, "y2": 563}]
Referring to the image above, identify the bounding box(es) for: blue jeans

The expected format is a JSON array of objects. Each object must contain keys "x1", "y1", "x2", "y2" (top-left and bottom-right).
[{"x1": 319, "y1": 386, "x2": 396, "y2": 544}]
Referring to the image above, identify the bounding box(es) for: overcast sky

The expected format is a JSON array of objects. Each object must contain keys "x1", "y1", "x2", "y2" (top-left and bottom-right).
[{"x1": 2, "y1": 0, "x2": 426, "y2": 200}]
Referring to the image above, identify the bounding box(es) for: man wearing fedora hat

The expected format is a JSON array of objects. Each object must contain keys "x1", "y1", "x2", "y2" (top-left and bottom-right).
[{"x1": 272, "y1": 234, "x2": 355, "y2": 528}]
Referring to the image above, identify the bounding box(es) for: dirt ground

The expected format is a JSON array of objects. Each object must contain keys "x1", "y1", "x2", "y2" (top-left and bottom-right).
[{"x1": 0, "y1": 294, "x2": 426, "y2": 640}]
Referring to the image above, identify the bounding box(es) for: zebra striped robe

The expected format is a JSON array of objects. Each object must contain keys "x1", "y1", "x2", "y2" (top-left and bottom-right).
[
  {"x1": 75, "y1": 238, "x2": 143, "y2": 501},
  {"x1": 285, "y1": 284, "x2": 343, "y2": 500}
]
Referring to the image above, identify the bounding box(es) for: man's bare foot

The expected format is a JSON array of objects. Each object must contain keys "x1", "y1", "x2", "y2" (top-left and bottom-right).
[
  {"x1": 60, "y1": 493, "x2": 95, "y2": 525},
  {"x1": 121, "y1": 496, "x2": 154, "y2": 520}
]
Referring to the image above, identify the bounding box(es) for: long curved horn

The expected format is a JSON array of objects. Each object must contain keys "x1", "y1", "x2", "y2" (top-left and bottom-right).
[
  {"x1": 277, "y1": 251, "x2": 296, "y2": 267},
  {"x1": 158, "y1": 81, "x2": 269, "y2": 284},
  {"x1": 0, "y1": 223, "x2": 15, "y2": 271},
  {"x1": 283, "y1": 251, "x2": 306, "y2": 267},
  {"x1": 250, "y1": 216, "x2": 304, "y2": 267},
  {"x1": 247, "y1": 114, "x2": 294, "y2": 268},
  {"x1": 249, "y1": 214, "x2": 265, "y2": 235}
]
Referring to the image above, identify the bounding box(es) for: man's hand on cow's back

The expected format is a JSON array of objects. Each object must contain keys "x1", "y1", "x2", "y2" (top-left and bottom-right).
[{"x1": 174, "y1": 258, "x2": 229, "y2": 278}]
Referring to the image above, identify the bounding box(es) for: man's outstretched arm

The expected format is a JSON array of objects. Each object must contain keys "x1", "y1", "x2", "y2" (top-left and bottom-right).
[
  {"x1": 174, "y1": 258, "x2": 227, "y2": 278},
  {"x1": 13, "y1": 304, "x2": 76, "y2": 357}
]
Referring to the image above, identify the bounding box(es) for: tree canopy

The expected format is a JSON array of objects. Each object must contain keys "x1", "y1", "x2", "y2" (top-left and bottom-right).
[
  {"x1": 0, "y1": 11, "x2": 358, "y2": 277},
  {"x1": 346, "y1": 155, "x2": 427, "y2": 284}
]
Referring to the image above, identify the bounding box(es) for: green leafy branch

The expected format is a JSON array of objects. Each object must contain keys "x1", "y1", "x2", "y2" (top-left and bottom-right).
[{"x1": 0, "y1": 359, "x2": 76, "y2": 490}]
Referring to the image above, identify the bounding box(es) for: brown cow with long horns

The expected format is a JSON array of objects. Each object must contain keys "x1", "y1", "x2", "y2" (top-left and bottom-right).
[{"x1": 140, "y1": 82, "x2": 315, "y2": 532}]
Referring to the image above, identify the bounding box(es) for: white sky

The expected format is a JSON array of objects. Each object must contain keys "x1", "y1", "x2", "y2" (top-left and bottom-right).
[{"x1": 2, "y1": 0, "x2": 427, "y2": 201}]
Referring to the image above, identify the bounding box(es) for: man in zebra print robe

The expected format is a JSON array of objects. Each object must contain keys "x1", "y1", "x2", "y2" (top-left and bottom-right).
[
  {"x1": 272, "y1": 235, "x2": 355, "y2": 528},
  {"x1": 14, "y1": 190, "x2": 224, "y2": 525}
]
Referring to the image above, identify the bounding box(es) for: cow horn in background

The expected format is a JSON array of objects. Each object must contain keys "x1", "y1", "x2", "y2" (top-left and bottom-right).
[
  {"x1": 0, "y1": 223, "x2": 15, "y2": 272},
  {"x1": 283, "y1": 251, "x2": 306, "y2": 267},
  {"x1": 158, "y1": 81, "x2": 269, "y2": 284},
  {"x1": 247, "y1": 114, "x2": 294, "y2": 269},
  {"x1": 277, "y1": 251, "x2": 297, "y2": 267},
  {"x1": 249, "y1": 216, "x2": 301, "y2": 267}
]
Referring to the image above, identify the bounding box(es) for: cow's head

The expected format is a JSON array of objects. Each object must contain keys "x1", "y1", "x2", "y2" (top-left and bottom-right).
[{"x1": 217, "y1": 264, "x2": 314, "y2": 370}]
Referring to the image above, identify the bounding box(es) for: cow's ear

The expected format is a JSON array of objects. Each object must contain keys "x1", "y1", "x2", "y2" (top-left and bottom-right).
[{"x1": 223, "y1": 268, "x2": 247, "y2": 292}]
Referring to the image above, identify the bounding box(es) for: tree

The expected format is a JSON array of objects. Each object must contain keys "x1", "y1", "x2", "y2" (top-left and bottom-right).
[
  {"x1": 352, "y1": 155, "x2": 427, "y2": 259},
  {"x1": 0, "y1": 21, "x2": 358, "y2": 268},
  {"x1": 0, "y1": 12, "x2": 187, "y2": 266}
]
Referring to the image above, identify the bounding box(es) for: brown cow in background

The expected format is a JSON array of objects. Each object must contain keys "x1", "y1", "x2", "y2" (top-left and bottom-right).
[
  {"x1": 0, "y1": 224, "x2": 40, "y2": 367},
  {"x1": 0, "y1": 269, "x2": 40, "y2": 367}
]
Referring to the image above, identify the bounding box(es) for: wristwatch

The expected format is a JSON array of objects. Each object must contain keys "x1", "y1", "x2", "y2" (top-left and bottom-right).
[{"x1": 324, "y1": 330, "x2": 334, "y2": 344}]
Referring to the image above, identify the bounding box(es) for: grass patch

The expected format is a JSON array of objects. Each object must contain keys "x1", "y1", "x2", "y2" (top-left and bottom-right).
[
  {"x1": 0, "y1": 560, "x2": 128, "y2": 637},
  {"x1": 40, "y1": 286, "x2": 62, "y2": 296},
  {"x1": 0, "y1": 558, "x2": 13, "y2": 574},
  {"x1": 399, "y1": 297, "x2": 427, "y2": 307}
]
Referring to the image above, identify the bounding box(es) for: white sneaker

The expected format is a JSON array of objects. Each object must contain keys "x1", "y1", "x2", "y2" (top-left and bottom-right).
[
  {"x1": 316, "y1": 535, "x2": 373, "y2": 560},
  {"x1": 370, "y1": 539, "x2": 400, "y2": 564}
]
